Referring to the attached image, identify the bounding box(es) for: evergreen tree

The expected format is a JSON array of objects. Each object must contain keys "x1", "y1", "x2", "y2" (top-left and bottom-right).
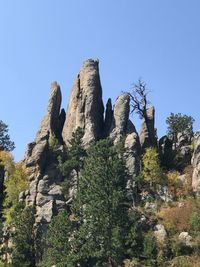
[
  {"x1": 0, "y1": 121, "x2": 15, "y2": 152},
  {"x1": 166, "y1": 113, "x2": 194, "y2": 148},
  {"x1": 143, "y1": 231, "x2": 158, "y2": 266},
  {"x1": 71, "y1": 139, "x2": 128, "y2": 267},
  {"x1": 58, "y1": 127, "x2": 86, "y2": 188},
  {"x1": 12, "y1": 204, "x2": 35, "y2": 267},
  {"x1": 40, "y1": 209, "x2": 73, "y2": 267}
]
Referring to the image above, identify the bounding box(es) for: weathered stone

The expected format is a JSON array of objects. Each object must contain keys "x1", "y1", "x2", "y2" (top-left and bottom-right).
[
  {"x1": 145, "y1": 202, "x2": 157, "y2": 211},
  {"x1": 36, "y1": 81, "x2": 62, "y2": 142},
  {"x1": 36, "y1": 200, "x2": 55, "y2": 223},
  {"x1": 124, "y1": 128, "x2": 141, "y2": 176},
  {"x1": 104, "y1": 98, "x2": 113, "y2": 137},
  {"x1": 62, "y1": 59, "x2": 104, "y2": 146},
  {"x1": 178, "y1": 232, "x2": 192, "y2": 246},
  {"x1": 154, "y1": 224, "x2": 167, "y2": 244},
  {"x1": 156, "y1": 185, "x2": 172, "y2": 202},
  {"x1": 192, "y1": 131, "x2": 200, "y2": 192},
  {"x1": 108, "y1": 93, "x2": 130, "y2": 143},
  {"x1": 37, "y1": 179, "x2": 50, "y2": 194},
  {"x1": 36, "y1": 193, "x2": 53, "y2": 207},
  {"x1": 177, "y1": 131, "x2": 192, "y2": 148},
  {"x1": 48, "y1": 185, "x2": 63, "y2": 197},
  {"x1": 140, "y1": 106, "x2": 157, "y2": 151}
]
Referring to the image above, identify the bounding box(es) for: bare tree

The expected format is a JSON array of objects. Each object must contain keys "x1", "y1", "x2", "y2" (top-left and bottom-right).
[
  {"x1": 127, "y1": 79, "x2": 156, "y2": 148},
  {"x1": 128, "y1": 79, "x2": 150, "y2": 120}
]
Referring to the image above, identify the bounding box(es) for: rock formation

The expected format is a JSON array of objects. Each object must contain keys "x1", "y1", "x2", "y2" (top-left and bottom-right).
[
  {"x1": 20, "y1": 82, "x2": 66, "y2": 227},
  {"x1": 62, "y1": 59, "x2": 104, "y2": 146},
  {"x1": 104, "y1": 93, "x2": 141, "y2": 176},
  {"x1": 192, "y1": 131, "x2": 200, "y2": 192},
  {"x1": 20, "y1": 59, "x2": 142, "y2": 236},
  {"x1": 140, "y1": 106, "x2": 157, "y2": 151}
]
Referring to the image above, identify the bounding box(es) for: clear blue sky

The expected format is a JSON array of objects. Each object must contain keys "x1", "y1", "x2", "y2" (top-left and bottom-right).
[{"x1": 0, "y1": 0, "x2": 200, "y2": 161}]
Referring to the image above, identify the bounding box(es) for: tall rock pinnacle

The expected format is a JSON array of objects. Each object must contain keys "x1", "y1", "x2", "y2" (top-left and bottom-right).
[
  {"x1": 62, "y1": 59, "x2": 104, "y2": 146},
  {"x1": 36, "y1": 81, "x2": 62, "y2": 143},
  {"x1": 139, "y1": 106, "x2": 157, "y2": 150}
]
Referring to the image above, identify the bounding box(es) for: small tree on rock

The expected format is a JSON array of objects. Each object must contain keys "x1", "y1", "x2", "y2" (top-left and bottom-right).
[
  {"x1": 127, "y1": 79, "x2": 156, "y2": 148},
  {"x1": 142, "y1": 148, "x2": 166, "y2": 189},
  {"x1": 166, "y1": 113, "x2": 195, "y2": 149}
]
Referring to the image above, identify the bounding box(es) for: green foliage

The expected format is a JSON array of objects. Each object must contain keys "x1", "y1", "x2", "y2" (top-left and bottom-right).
[
  {"x1": 142, "y1": 148, "x2": 166, "y2": 188},
  {"x1": 166, "y1": 113, "x2": 194, "y2": 147},
  {"x1": 125, "y1": 209, "x2": 143, "y2": 259},
  {"x1": 0, "y1": 121, "x2": 15, "y2": 152},
  {"x1": 143, "y1": 231, "x2": 158, "y2": 266},
  {"x1": 12, "y1": 203, "x2": 35, "y2": 267},
  {"x1": 40, "y1": 209, "x2": 73, "y2": 267},
  {"x1": 190, "y1": 211, "x2": 200, "y2": 232},
  {"x1": 71, "y1": 139, "x2": 128, "y2": 266},
  {"x1": 49, "y1": 133, "x2": 59, "y2": 152},
  {"x1": 58, "y1": 127, "x2": 86, "y2": 184},
  {"x1": 4, "y1": 161, "x2": 28, "y2": 223},
  {"x1": 171, "y1": 238, "x2": 193, "y2": 257}
]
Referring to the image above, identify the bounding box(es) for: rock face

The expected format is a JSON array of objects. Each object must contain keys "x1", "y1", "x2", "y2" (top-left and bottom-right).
[
  {"x1": 21, "y1": 82, "x2": 66, "y2": 226},
  {"x1": 192, "y1": 131, "x2": 200, "y2": 192},
  {"x1": 35, "y1": 81, "x2": 62, "y2": 143},
  {"x1": 62, "y1": 59, "x2": 104, "y2": 146},
  {"x1": 105, "y1": 93, "x2": 141, "y2": 176},
  {"x1": 108, "y1": 93, "x2": 130, "y2": 143},
  {"x1": 139, "y1": 106, "x2": 157, "y2": 151}
]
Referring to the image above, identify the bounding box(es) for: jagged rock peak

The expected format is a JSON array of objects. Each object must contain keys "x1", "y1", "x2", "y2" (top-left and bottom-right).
[
  {"x1": 36, "y1": 81, "x2": 62, "y2": 143},
  {"x1": 62, "y1": 59, "x2": 104, "y2": 146}
]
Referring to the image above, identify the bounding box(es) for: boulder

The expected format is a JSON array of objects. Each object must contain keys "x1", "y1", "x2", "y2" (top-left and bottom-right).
[
  {"x1": 178, "y1": 232, "x2": 192, "y2": 246},
  {"x1": 62, "y1": 59, "x2": 104, "y2": 146},
  {"x1": 154, "y1": 224, "x2": 167, "y2": 244}
]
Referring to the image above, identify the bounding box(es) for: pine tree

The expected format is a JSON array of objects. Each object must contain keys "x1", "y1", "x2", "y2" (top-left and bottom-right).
[
  {"x1": 71, "y1": 139, "x2": 128, "y2": 267},
  {"x1": 40, "y1": 209, "x2": 73, "y2": 267},
  {"x1": 58, "y1": 127, "x2": 86, "y2": 188},
  {"x1": 12, "y1": 204, "x2": 35, "y2": 267}
]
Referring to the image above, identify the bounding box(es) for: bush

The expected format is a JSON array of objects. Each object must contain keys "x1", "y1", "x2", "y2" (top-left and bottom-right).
[
  {"x1": 142, "y1": 148, "x2": 166, "y2": 189},
  {"x1": 143, "y1": 231, "x2": 158, "y2": 266}
]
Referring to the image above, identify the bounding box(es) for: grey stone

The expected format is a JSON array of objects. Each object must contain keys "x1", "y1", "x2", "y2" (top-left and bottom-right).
[
  {"x1": 145, "y1": 202, "x2": 157, "y2": 211},
  {"x1": 154, "y1": 224, "x2": 167, "y2": 244},
  {"x1": 62, "y1": 59, "x2": 104, "y2": 146},
  {"x1": 36, "y1": 200, "x2": 54, "y2": 223},
  {"x1": 140, "y1": 106, "x2": 157, "y2": 150},
  {"x1": 178, "y1": 232, "x2": 192, "y2": 246},
  {"x1": 36, "y1": 81, "x2": 62, "y2": 142},
  {"x1": 108, "y1": 93, "x2": 130, "y2": 143},
  {"x1": 48, "y1": 185, "x2": 63, "y2": 197},
  {"x1": 36, "y1": 193, "x2": 53, "y2": 207}
]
